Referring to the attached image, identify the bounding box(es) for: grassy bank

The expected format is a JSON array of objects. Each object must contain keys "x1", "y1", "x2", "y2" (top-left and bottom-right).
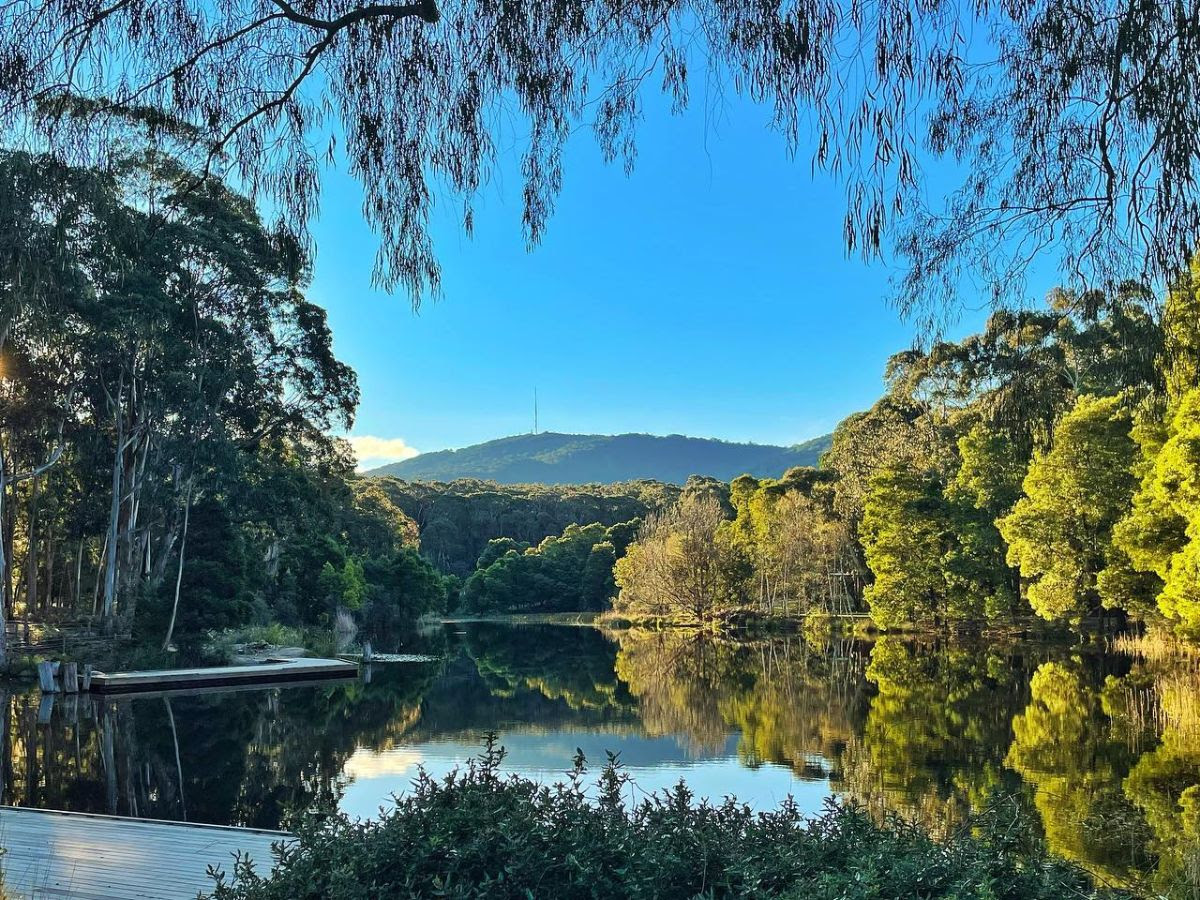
[{"x1": 206, "y1": 739, "x2": 1119, "y2": 900}]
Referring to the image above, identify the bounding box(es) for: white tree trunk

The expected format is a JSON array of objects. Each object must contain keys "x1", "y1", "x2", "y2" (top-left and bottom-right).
[
  {"x1": 73, "y1": 537, "x2": 84, "y2": 613},
  {"x1": 162, "y1": 482, "x2": 193, "y2": 651},
  {"x1": 102, "y1": 376, "x2": 124, "y2": 622}
]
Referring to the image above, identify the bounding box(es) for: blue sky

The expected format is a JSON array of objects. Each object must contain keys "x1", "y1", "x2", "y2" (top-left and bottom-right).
[{"x1": 307, "y1": 89, "x2": 1046, "y2": 469}]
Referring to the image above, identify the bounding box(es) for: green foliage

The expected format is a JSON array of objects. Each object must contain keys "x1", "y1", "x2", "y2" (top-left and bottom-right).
[
  {"x1": 860, "y1": 468, "x2": 946, "y2": 629},
  {"x1": 375, "y1": 478, "x2": 677, "y2": 577},
  {"x1": 318, "y1": 559, "x2": 367, "y2": 616},
  {"x1": 999, "y1": 395, "x2": 1140, "y2": 624},
  {"x1": 1105, "y1": 388, "x2": 1200, "y2": 634},
  {"x1": 726, "y1": 469, "x2": 863, "y2": 615},
  {"x1": 880, "y1": 288, "x2": 1160, "y2": 452},
  {"x1": 615, "y1": 494, "x2": 750, "y2": 622},
  {"x1": 0, "y1": 134, "x2": 433, "y2": 647},
  {"x1": 206, "y1": 739, "x2": 1115, "y2": 900},
  {"x1": 822, "y1": 397, "x2": 954, "y2": 524},
  {"x1": 617, "y1": 468, "x2": 862, "y2": 622},
  {"x1": 1162, "y1": 262, "x2": 1200, "y2": 406},
  {"x1": 475, "y1": 537, "x2": 531, "y2": 571},
  {"x1": 834, "y1": 289, "x2": 1165, "y2": 631},
  {"x1": 360, "y1": 548, "x2": 449, "y2": 632},
  {"x1": 345, "y1": 481, "x2": 420, "y2": 556},
  {"x1": 137, "y1": 498, "x2": 255, "y2": 640},
  {"x1": 951, "y1": 423, "x2": 1026, "y2": 518},
  {"x1": 860, "y1": 465, "x2": 1017, "y2": 629},
  {"x1": 462, "y1": 521, "x2": 638, "y2": 614}
]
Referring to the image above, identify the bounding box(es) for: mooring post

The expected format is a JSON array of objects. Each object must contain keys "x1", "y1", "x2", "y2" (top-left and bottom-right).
[
  {"x1": 81, "y1": 664, "x2": 93, "y2": 692},
  {"x1": 62, "y1": 661, "x2": 79, "y2": 693},
  {"x1": 363, "y1": 641, "x2": 373, "y2": 662},
  {"x1": 37, "y1": 660, "x2": 58, "y2": 693}
]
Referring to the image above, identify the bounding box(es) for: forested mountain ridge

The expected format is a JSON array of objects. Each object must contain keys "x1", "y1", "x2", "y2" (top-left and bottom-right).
[{"x1": 365, "y1": 432, "x2": 832, "y2": 485}]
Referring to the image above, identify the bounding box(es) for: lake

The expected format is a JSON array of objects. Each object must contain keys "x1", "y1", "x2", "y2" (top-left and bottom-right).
[{"x1": 2, "y1": 622, "x2": 1197, "y2": 895}]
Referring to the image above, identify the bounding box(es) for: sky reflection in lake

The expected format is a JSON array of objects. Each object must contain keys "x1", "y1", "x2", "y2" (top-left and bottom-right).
[
  {"x1": 4, "y1": 622, "x2": 1199, "y2": 896},
  {"x1": 339, "y1": 732, "x2": 830, "y2": 821}
]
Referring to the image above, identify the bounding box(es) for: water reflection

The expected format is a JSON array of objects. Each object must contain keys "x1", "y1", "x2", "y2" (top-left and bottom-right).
[{"x1": 3, "y1": 623, "x2": 1200, "y2": 895}]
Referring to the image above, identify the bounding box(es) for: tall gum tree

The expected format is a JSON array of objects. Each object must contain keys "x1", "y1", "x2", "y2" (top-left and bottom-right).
[{"x1": 0, "y1": 129, "x2": 358, "y2": 641}]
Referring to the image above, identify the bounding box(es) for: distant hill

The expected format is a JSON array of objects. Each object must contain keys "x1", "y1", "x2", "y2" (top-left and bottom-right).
[{"x1": 364, "y1": 432, "x2": 832, "y2": 485}]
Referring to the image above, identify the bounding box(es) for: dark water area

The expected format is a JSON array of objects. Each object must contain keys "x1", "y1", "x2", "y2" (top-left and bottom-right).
[{"x1": 3, "y1": 622, "x2": 1199, "y2": 895}]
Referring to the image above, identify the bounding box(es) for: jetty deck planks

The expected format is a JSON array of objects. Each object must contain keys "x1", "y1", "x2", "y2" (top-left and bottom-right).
[
  {"x1": 0, "y1": 806, "x2": 287, "y2": 899},
  {"x1": 88, "y1": 657, "x2": 358, "y2": 693}
]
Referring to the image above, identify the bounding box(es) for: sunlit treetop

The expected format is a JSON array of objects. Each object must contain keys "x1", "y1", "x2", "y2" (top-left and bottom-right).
[{"x1": 3, "y1": 0, "x2": 1199, "y2": 323}]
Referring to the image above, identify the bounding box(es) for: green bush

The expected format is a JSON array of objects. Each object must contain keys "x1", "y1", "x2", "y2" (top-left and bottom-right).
[
  {"x1": 206, "y1": 738, "x2": 1119, "y2": 900},
  {"x1": 461, "y1": 521, "x2": 638, "y2": 614}
]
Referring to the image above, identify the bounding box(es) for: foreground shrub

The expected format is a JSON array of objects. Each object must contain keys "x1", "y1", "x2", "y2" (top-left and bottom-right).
[{"x1": 207, "y1": 738, "x2": 1119, "y2": 900}]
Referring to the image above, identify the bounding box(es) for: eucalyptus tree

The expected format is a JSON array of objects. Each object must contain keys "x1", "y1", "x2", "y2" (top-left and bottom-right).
[
  {"x1": 0, "y1": 151, "x2": 100, "y2": 663},
  {"x1": 3, "y1": 2, "x2": 1200, "y2": 316},
  {"x1": 882, "y1": 287, "x2": 1161, "y2": 455},
  {"x1": 0, "y1": 128, "x2": 359, "y2": 642}
]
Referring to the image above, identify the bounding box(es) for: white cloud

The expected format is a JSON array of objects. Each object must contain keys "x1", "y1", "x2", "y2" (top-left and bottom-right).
[{"x1": 347, "y1": 435, "x2": 421, "y2": 470}]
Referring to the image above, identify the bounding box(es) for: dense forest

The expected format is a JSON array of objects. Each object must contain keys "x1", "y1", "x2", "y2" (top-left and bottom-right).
[
  {"x1": 5, "y1": 0, "x2": 1200, "y2": 660},
  {"x1": 425, "y1": 278, "x2": 1200, "y2": 642},
  {"x1": 367, "y1": 432, "x2": 832, "y2": 485},
  {"x1": 11, "y1": 3, "x2": 1200, "y2": 896},
  {"x1": 373, "y1": 478, "x2": 678, "y2": 577},
  {"x1": 12, "y1": 115, "x2": 1200, "y2": 647},
  {"x1": 605, "y1": 282, "x2": 1200, "y2": 635},
  {"x1": 0, "y1": 116, "x2": 450, "y2": 663}
]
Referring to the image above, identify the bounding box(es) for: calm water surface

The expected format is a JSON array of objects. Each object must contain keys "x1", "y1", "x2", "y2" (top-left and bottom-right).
[{"x1": 4, "y1": 622, "x2": 1199, "y2": 895}]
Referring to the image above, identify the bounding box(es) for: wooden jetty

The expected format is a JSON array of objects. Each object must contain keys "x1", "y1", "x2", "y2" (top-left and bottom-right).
[
  {"x1": 0, "y1": 806, "x2": 286, "y2": 899},
  {"x1": 88, "y1": 657, "x2": 358, "y2": 694}
]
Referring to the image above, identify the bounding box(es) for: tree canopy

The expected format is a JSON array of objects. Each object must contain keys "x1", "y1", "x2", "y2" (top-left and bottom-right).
[
  {"x1": 998, "y1": 395, "x2": 1140, "y2": 625},
  {"x1": 4, "y1": 2, "x2": 1200, "y2": 315},
  {"x1": 0, "y1": 131, "x2": 445, "y2": 657}
]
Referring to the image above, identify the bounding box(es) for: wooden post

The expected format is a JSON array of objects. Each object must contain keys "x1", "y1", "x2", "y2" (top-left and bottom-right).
[
  {"x1": 363, "y1": 641, "x2": 373, "y2": 662},
  {"x1": 61, "y1": 661, "x2": 78, "y2": 693},
  {"x1": 37, "y1": 660, "x2": 58, "y2": 693},
  {"x1": 81, "y1": 664, "x2": 93, "y2": 692}
]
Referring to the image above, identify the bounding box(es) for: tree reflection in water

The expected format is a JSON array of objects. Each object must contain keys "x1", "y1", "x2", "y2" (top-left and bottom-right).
[{"x1": 1, "y1": 624, "x2": 1199, "y2": 896}]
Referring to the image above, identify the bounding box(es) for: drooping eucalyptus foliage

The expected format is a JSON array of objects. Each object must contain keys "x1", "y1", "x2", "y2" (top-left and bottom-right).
[{"x1": 2, "y1": 1, "x2": 1199, "y2": 315}]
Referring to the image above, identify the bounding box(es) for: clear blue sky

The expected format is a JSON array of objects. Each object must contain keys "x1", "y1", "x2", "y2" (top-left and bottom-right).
[{"x1": 307, "y1": 89, "x2": 1047, "y2": 469}]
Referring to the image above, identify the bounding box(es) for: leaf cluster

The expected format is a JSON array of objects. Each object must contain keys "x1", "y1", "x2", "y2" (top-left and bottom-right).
[{"x1": 206, "y1": 738, "x2": 1118, "y2": 900}]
